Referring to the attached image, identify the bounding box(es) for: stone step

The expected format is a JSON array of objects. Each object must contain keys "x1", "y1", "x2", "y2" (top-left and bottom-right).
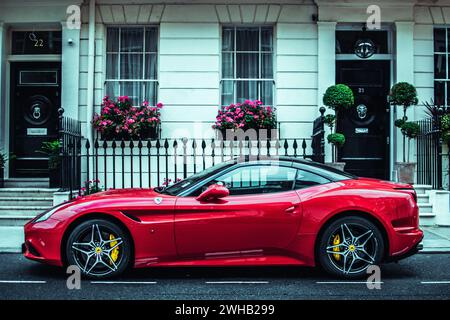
[
  {"x1": 413, "y1": 185, "x2": 433, "y2": 195},
  {"x1": 3, "y1": 178, "x2": 49, "y2": 188},
  {"x1": 0, "y1": 215, "x2": 34, "y2": 227},
  {"x1": 417, "y1": 194, "x2": 430, "y2": 204},
  {"x1": 419, "y1": 213, "x2": 437, "y2": 227},
  {"x1": 0, "y1": 197, "x2": 53, "y2": 207},
  {"x1": 0, "y1": 206, "x2": 48, "y2": 216},
  {"x1": 418, "y1": 203, "x2": 433, "y2": 213},
  {"x1": 0, "y1": 188, "x2": 57, "y2": 198}
]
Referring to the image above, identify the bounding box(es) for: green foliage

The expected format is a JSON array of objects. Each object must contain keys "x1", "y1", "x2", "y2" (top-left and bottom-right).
[
  {"x1": 323, "y1": 84, "x2": 354, "y2": 111},
  {"x1": 401, "y1": 121, "x2": 420, "y2": 139},
  {"x1": 323, "y1": 114, "x2": 336, "y2": 129},
  {"x1": 442, "y1": 114, "x2": 450, "y2": 142},
  {"x1": 388, "y1": 82, "x2": 418, "y2": 108},
  {"x1": 394, "y1": 118, "x2": 406, "y2": 128},
  {"x1": 327, "y1": 133, "x2": 346, "y2": 147},
  {"x1": 0, "y1": 152, "x2": 15, "y2": 169},
  {"x1": 37, "y1": 140, "x2": 60, "y2": 170},
  {"x1": 0, "y1": 153, "x2": 6, "y2": 169}
]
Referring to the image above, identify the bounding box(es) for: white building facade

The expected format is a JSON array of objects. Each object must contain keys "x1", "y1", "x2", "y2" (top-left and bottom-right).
[{"x1": 0, "y1": 0, "x2": 447, "y2": 184}]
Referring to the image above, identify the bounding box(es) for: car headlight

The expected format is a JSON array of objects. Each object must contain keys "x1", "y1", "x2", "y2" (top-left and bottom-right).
[{"x1": 33, "y1": 203, "x2": 66, "y2": 223}]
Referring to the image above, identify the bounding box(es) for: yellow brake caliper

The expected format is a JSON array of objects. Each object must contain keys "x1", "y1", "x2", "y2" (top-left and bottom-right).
[
  {"x1": 109, "y1": 234, "x2": 120, "y2": 264},
  {"x1": 332, "y1": 234, "x2": 341, "y2": 261}
]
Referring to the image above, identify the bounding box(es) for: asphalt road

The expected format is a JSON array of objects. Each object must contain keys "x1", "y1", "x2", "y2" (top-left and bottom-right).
[{"x1": 0, "y1": 253, "x2": 449, "y2": 300}]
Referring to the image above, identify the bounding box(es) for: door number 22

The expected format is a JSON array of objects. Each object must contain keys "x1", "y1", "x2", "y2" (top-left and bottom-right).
[
  {"x1": 358, "y1": 88, "x2": 365, "y2": 93},
  {"x1": 29, "y1": 33, "x2": 44, "y2": 47}
]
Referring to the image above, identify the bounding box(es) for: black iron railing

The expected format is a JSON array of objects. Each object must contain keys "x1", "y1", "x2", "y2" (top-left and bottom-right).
[
  {"x1": 58, "y1": 108, "x2": 325, "y2": 197},
  {"x1": 416, "y1": 117, "x2": 443, "y2": 189},
  {"x1": 58, "y1": 108, "x2": 82, "y2": 197}
]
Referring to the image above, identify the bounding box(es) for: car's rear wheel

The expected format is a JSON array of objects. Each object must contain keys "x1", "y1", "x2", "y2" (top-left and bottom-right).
[
  {"x1": 318, "y1": 216, "x2": 384, "y2": 279},
  {"x1": 66, "y1": 219, "x2": 131, "y2": 279}
]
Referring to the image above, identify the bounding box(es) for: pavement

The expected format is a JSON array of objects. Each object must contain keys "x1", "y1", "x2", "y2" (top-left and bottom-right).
[
  {"x1": 2, "y1": 225, "x2": 450, "y2": 253},
  {"x1": 421, "y1": 226, "x2": 450, "y2": 252},
  {"x1": 0, "y1": 253, "x2": 449, "y2": 299}
]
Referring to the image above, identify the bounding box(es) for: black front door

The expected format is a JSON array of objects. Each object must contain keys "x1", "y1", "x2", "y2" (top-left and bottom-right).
[
  {"x1": 336, "y1": 60, "x2": 390, "y2": 179},
  {"x1": 10, "y1": 62, "x2": 61, "y2": 177}
]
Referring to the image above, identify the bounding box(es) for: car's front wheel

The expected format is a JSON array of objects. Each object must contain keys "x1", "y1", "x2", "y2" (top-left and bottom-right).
[
  {"x1": 65, "y1": 218, "x2": 131, "y2": 279},
  {"x1": 318, "y1": 216, "x2": 385, "y2": 279}
]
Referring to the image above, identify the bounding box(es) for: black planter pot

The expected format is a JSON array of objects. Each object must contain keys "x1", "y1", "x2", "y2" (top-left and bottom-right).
[
  {"x1": 49, "y1": 168, "x2": 61, "y2": 188},
  {"x1": 0, "y1": 167, "x2": 4, "y2": 188}
]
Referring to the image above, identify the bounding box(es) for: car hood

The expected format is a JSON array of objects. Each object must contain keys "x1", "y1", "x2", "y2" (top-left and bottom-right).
[{"x1": 80, "y1": 188, "x2": 161, "y2": 199}]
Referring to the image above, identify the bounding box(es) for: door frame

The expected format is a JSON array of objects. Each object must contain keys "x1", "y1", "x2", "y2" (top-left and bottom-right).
[
  {"x1": 3, "y1": 36, "x2": 61, "y2": 180},
  {"x1": 335, "y1": 24, "x2": 395, "y2": 180}
]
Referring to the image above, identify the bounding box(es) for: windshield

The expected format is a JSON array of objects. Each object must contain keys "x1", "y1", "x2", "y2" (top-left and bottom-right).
[{"x1": 155, "y1": 160, "x2": 236, "y2": 196}]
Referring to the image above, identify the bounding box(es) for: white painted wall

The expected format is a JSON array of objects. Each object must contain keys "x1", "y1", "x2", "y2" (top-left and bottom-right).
[{"x1": 79, "y1": 2, "x2": 319, "y2": 151}]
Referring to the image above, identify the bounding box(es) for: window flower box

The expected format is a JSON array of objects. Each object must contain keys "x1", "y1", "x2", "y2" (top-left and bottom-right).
[
  {"x1": 213, "y1": 100, "x2": 277, "y2": 141},
  {"x1": 93, "y1": 96, "x2": 162, "y2": 141}
]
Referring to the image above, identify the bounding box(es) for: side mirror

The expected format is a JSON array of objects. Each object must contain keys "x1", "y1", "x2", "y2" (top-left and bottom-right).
[{"x1": 196, "y1": 184, "x2": 229, "y2": 202}]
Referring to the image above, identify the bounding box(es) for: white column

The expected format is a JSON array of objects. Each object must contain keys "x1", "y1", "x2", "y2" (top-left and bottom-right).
[
  {"x1": 395, "y1": 21, "x2": 415, "y2": 86},
  {"x1": 86, "y1": 0, "x2": 96, "y2": 142},
  {"x1": 0, "y1": 22, "x2": 4, "y2": 153},
  {"x1": 61, "y1": 21, "x2": 81, "y2": 119},
  {"x1": 394, "y1": 21, "x2": 415, "y2": 169},
  {"x1": 317, "y1": 21, "x2": 336, "y2": 163}
]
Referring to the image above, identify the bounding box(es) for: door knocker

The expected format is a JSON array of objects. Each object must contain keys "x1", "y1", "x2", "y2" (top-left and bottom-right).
[
  {"x1": 32, "y1": 104, "x2": 42, "y2": 120},
  {"x1": 356, "y1": 104, "x2": 368, "y2": 119}
]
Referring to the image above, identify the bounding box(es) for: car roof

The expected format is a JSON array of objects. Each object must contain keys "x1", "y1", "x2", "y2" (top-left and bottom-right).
[{"x1": 229, "y1": 156, "x2": 357, "y2": 181}]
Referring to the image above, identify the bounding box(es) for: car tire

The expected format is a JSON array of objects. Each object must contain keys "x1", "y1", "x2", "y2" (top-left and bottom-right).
[
  {"x1": 66, "y1": 218, "x2": 131, "y2": 279},
  {"x1": 317, "y1": 216, "x2": 385, "y2": 279}
]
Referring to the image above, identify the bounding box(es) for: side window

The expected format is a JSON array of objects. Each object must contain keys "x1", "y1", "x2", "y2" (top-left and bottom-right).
[
  {"x1": 295, "y1": 169, "x2": 331, "y2": 190},
  {"x1": 215, "y1": 165, "x2": 296, "y2": 196}
]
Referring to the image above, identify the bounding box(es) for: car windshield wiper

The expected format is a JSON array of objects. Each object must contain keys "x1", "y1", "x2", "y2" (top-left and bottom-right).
[{"x1": 154, "y1": 186, "x2": 172, "y2": 195}]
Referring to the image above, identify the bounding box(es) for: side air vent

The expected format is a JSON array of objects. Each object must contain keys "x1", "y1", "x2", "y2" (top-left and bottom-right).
[{"x1": 121, "y1": 212, "x2": 141, "y2": 222}]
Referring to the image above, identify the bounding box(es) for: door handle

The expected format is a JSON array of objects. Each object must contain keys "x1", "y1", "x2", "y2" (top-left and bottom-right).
[{"x1": 285, "y1": 204, "x2": 299, "y2": 214}]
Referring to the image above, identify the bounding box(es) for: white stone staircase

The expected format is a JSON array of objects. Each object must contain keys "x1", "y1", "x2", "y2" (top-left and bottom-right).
[
  {"x1": 0, "y1": 180, "x2": 57, "y2": 253},
  {"x1": 0, "y1": 188, "x2": 56, "y2": 227},
  {"x1": 414, "y1": 185, "x2": 435, "y2": 226},
  {"x1": 414, "y1": 185, "x2": 450, "y2": 226}
]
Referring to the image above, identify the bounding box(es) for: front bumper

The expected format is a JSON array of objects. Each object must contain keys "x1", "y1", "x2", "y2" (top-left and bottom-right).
[{"x1": 23, "y1": 218, "x2": 65, "y2": 266}]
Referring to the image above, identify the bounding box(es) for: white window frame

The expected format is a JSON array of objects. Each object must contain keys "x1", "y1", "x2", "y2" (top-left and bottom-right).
[
  {"x1": 105, "y1": 26, "x2": 159, "y2": 105},
  {"x1": 434, "y1": 26, "x2": 450, "y2": 108},
  {"x1": 220, "y1": 25, "x2": 275, "y2": 107}
]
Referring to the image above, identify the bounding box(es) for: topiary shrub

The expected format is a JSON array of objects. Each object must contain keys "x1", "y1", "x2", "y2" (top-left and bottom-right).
[
  {"x1": 327, "y1": 133, "x2": 346, "y2": 148},
  {"x1": 389, "y1": 82, "x2": 419, "y2": 163},
  {"x1": 323, "y1": 84, "x2": 354, "y2": 111},
  {"x1": 323, "y1": 114, "x2": 336, "y2": 130},
  {"x1": 388, "y1": 82, "x2": 418, "y2": 108},
  {"x1": 401, "y1": 121, "x2": 420, "y2": 139},
  {"x1": 394, "y1": 118, "x2": 406, "y2": 128}
]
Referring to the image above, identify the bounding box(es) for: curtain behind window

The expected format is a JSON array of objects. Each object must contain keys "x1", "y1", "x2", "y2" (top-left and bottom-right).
[
  {"x1": 221, "y1": 27, "x2": 274, "y2": 106},
  {"x1": 106, "y1": 27, "x2": 158, "y2": 106}
]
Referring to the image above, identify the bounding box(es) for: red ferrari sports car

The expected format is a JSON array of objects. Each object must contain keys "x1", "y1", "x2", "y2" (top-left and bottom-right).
[{"x1": 23, "y1": 157, "x2": 423, "y2": 279}]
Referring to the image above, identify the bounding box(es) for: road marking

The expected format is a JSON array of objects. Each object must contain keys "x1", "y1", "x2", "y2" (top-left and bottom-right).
[
  {"x1": 205, "y1": 281, "x2": 269, "y2": 284},
  {"x1": 421, "y1": 281, "x2": 450, "y2": 284},
  {"x1": 0, "y1": 280, "x2": 46, "y2": 284},
  {"x1": 90, "y1": 281, "x2": 157, "y2": 284},
  {"x1": 316, "y1": 281, "x2": 384, "y2": 284}
]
